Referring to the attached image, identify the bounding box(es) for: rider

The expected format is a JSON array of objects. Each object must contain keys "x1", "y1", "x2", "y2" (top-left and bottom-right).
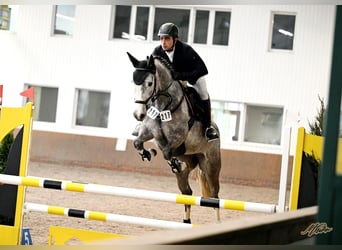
[
  {"x1": 132, "y1": 22, "x2": 219, "y2": 142},
  {"x1": 152, "y1": 22, "x2": 219, "y2": 142}
]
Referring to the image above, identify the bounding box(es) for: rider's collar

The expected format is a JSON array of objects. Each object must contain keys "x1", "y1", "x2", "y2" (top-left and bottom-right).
[{"x1": 165, "y1": 46, "x2": 175, "y2": 62}]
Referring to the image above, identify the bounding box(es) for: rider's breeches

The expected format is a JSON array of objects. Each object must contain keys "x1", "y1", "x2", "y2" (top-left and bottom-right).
[{"x1": 190, "y1": 76, "x2": 209, "y2": 100}]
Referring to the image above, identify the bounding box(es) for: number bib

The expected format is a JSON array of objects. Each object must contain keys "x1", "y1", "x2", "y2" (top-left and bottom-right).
[
  {"x1": 147, "y1": 107, "x2": 172, "y2": 122},
  {"x1": 160, "y1": 110, "x2": 172, "y2": 122},
  {"x1": 147, "y1": 106, "x2": 160, "y2": 120}
]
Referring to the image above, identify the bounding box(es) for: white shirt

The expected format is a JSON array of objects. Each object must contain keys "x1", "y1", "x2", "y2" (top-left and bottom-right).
[{"x1": 165, "y1": 47, "x2": 175, "y2": 62}]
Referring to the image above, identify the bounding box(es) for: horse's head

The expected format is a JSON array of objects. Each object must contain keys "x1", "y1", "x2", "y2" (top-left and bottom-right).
[{"x1": 127, "y1": 52, "x2": 156, "y2": 121}]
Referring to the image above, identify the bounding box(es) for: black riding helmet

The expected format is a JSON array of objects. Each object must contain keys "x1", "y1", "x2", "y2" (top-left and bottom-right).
[{"x1": 158, "y1": 23, "x2": 179, "y2": 38}]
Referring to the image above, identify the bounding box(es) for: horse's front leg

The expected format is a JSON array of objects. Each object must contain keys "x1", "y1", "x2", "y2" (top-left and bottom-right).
[{"x1": 133, "y1": 123, "x2": 156, "y2": 161}]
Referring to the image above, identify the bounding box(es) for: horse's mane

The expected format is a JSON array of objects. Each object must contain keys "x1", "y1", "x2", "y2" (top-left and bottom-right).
[{"x1": 153, "y1": 56, "x2": 174, "y2": 73}]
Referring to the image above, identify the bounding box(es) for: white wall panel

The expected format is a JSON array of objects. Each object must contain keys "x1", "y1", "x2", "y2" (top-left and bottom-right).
[{"x1": 0, "y1": 5, "x2": 336, "y2": 150}]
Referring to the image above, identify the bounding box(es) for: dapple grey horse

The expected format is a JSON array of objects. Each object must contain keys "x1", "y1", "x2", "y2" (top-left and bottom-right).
[{"x1": 128, "y1": 52, "x2": 221, "y2": 223}]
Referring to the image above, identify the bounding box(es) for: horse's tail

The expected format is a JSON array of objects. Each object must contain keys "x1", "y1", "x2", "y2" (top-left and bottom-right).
[{"x1": 196, "y1": 168, "x2": 211, "y2": 197}]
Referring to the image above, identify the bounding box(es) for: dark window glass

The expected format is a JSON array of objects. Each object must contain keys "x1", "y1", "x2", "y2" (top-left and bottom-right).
[
  {"x1": 76, "y1": 90, "x2": 110, "y2": 128},
  {"x1": 135, "y1": 7, "x2": 149, "y2": 40},
  {"x1": 25, "y1": 85, "x2": 58, "y2": 123},
  {"x1": 153, "y1": 8, "x2": 190, "y2": 41},
  {"x1": 244, "y1": 105, "x2": 283, "y2": 145},
  {"x1": 113, "y1": 5, "x2": 131, "y2": 39},
  {"x1": 271, "y1": 14, "x2": 296, "y2": 50},
  {"x1": 213, "y1": 11, "x2": 231, "y2": 45},
  {"x1": 194, "y1": 10, "x2": 209, "y2": 44}
]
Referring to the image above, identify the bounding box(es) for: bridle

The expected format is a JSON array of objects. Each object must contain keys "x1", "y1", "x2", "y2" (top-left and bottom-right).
[
  {"x1": 134, "y1": 67, "x2": 157, "y2": 106},
  {"x1": 134, "y1": 69, "x2": 184, "y2": 115}
]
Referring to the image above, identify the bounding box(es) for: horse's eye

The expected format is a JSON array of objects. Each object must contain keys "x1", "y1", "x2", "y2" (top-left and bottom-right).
[{"x1": 147, "y1": 81, "x2": 153, "y2": 87}]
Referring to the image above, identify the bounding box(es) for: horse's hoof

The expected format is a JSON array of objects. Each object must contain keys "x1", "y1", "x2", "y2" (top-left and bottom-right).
[
  {"x1": 168, "y1": 158, "x2": 182, "y2": 173},
  {"x1": 139, "y1": 149, "x2": 151, "y2": 161},
  {"x1": 171, "y1": 167, "x2": 180, "y2": 173},
  {"x1": 183, "y1": 219, "x2": 191, "y2": 224}
]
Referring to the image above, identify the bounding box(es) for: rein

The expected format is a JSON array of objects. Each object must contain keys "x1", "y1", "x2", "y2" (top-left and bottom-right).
[
  {"x1": 134, "y1": 70, "x2": 184, "y2": 115},
  {"x1": 134, "y1": 58, "x2": 190, "y2": 127},
  {"x1": 151, "y1": 80, "x2": 184, "y2": 113}
]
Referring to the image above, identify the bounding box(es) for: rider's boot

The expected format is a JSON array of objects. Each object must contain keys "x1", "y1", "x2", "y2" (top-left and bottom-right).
[
  {"x1": 201, "y1": 99, "x2": 219, "y2": 142},
  {"x1": 132, "y1": 123, "x2": 141, "y2": 136}
]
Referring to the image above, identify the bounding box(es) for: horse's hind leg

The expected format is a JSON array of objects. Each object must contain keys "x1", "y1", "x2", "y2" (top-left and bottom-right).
[
  {"x1": 198, "y1": 152, "x2": 221, "y2": 223},
  {"x1": 175, "y1": 168, "x2": 192, "y2": 223},
  {"x1": 174, "y1": 157, "x2": 196, "y2": 223},
  {"x1": 197, "y1": 168, "x2": 220, "y2": 223}
]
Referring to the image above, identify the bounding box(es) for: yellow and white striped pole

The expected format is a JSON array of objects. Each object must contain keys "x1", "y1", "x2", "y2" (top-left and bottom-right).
[
  {"x1": 24, "y1": 202, "x2": 194, "y2": 229},
  {"x1": 0, "y1": 174, "x2": 277, "y2": 213}
]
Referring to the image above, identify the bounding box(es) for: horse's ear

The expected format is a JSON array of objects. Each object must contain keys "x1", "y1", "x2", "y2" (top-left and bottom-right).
[
  {"x1": 127, "y1": 52, "x2": 140, "y2": 68},
  {"x1": 147, "y1": 55, "x2": 155, "y2": 70}
]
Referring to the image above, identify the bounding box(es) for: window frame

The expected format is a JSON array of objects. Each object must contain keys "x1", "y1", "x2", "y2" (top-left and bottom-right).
[
  {"x1": 112, "y1": 5, "x2": 132, "y2": 39},
  {"x1": 212, "y1": 100, "x2": 285, "y2": 150},
  {"x1": 192, "y1": 9, "x2": 210, "y2": 44},
  {"x1": 243, "y1": 104, "x2": 284, "y2": 146},
  {"x1": 211, "y1": 9, "x2": 231, "y2": 46},
  {"x1": 110, "y1": 5, "x2": 231, "y2": 47},
  {"x1": 153, "y1": 6, "x2": 191, "y2": 42},
  {"x1": 51, "y1": 5, "x2": 76, "y2": 37},
  {"x1": 0, "y1": 5, "x2": 10, "y2": 31},
  {"x1": 23, "y1": 84, "x2": 59, "y2": 123},
  {"x1": 111, "y1": 5, "x2": 152, "y2": 41},
  {"x1": 268, "y1": 11, "x2": 296, "y2": 52},
  {"x1": 73, "y1": 88, "x2": 111, "y2": 129}
]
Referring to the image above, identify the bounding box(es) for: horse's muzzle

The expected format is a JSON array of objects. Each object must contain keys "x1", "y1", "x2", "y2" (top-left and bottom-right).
[
  {"x1": 133, "y1": 111, "x2": 146, "y2": 121},
  {"x1": 133, "y1": 103, "x2": 147, "y2": 121}
]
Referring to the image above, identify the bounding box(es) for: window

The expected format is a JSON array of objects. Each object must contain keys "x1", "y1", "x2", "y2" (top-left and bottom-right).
[
  {"x1": 244, "y1": 105, "x2": 283, "y2": 145},
  {"x1": 212, "y1": 101, "x2": 283, "y2": 146},
  {"x1": 153, "y1": 8, "x2": 190, "y2": 41},
  {"x1": 213, "y1": 11, "x2": 231, "y2": 45},
  {"x1": 0, "y1": 5, "x2": 18, "y2": 31},
  {"x1": 75, "y1": 89, "x2": 110, "y2": 128},
  {"x1": 53, "y1": 5, "x2": 75, "y2": 36},
  {"x1": 212, "y1": 102, "x2": 241, "y2": 143},
  {"x1": 113, "y1": 5, "x2": 131, "y2": 39},
  {"x1": 270, "y1": 13, "x2": 296, "y2": 50},
  {"x1": 0, "y1": 5, "x2": 10, "y2": 30},
  {"x1": 25, "y1": 85, "x2": 59, "y2": 123},
  {"x1": 194, "y1": 10, "x2": 209, "y2": 44},
  {"x1": 111, "y1": 5, "x2": 231, "y2": 46},
  {"x1": 135, "y1": 7, "x2": 149, "y2": 40}
]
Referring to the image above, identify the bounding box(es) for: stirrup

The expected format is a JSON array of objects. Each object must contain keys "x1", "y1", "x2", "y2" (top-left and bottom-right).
[{"x1": 206, "y1": 126, "x2": 219, "y2": 142}]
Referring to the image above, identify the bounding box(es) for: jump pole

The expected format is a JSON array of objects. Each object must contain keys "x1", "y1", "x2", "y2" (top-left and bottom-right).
[
  {"x1": 0, "y1": 174, "x2": 277, "y2": 213},
  {"x1": 24, "y1": 202, "x2": 194, "y2": 230}
]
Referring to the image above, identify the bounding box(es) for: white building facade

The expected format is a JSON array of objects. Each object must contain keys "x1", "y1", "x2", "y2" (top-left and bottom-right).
[{"x1": 0, "y1": 5, "x2": 336, "y2": 156}]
